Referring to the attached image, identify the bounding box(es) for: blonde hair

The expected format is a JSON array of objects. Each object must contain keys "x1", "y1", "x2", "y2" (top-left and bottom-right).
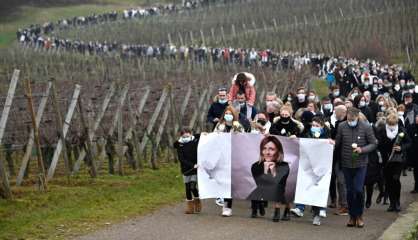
[
  {"x1": 280, "y1": 105, "x2": 294, "y2": 116},
  {"x1": 386, "y1": 113, "x2": 398, "y2": 125}
]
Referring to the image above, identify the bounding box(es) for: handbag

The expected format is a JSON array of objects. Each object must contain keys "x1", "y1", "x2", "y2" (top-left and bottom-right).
[{"x1": 387, "y1": 151, "x2": 404, "y2": 163}]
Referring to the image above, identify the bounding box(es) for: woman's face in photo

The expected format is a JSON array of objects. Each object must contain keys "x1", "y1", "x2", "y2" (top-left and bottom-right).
[{"x1": 262, "y1": 141, "x2": 278, "y2": 162}]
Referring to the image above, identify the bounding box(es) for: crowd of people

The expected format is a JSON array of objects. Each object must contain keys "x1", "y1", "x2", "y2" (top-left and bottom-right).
[
  {"x1": 15, "y1": 0, "x2": 327, "y2": 73},
  {"x1": 174, "y1": 58, "x2": 418, "y2": 227},
  {"x1": 15, "y1": 0, "x2": 234, "y2": 55}
]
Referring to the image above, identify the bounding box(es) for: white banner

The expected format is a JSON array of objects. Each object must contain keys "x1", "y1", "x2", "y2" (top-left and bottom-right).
[
  {"x1": 294, "y1": 138, "x2": 334, "y2": 208},
  {"x1": 197, "y1": 133, "x2": 334, "y2": 208},
  {"x1": 197, "y1": 132, "x2": 231, "y2": 199}
]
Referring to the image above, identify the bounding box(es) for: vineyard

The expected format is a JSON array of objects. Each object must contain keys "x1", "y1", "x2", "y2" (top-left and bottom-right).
[{"x1": 0, "y1": 0, "x2": 417, "y2": 210}]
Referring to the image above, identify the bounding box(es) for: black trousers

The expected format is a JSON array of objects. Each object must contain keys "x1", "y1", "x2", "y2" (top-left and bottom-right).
[
  {"x1": 224, "y1": 198, "x2": 233, "y2": 208},
  {"x1": 414, "y1": 167, "x2": 418, "y2": 191},
  {"x1": 251, "y1": 200, "x2": 268, "y2": 209},
  {"x1": 185, "y1": 182, "x2": 199, "y2": 200},
  {"x1": 384, "y1": 162, "x2": 403, "y2": 205},
  {"x1": 329, "y1": 167, "x2": 337, "y2": 202}
]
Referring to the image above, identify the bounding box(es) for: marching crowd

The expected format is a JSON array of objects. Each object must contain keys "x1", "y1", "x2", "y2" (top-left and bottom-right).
[
  {"x1": 14, "y1": 0, "x2": 325, "y2": 72},
  {"x1": 174, "y1": 58, "x2": 418, "y2": 227},
  {"x1": 15, "y1": 0, "x2": 233, "y2": 56}
]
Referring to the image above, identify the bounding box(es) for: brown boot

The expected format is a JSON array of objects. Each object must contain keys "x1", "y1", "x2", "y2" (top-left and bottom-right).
[
  {"x1": 356, "y1": 216, "x2": 364, "y2": 228},
  {"x1": 347, "y1": 216, "x2": 356, "y2": 227},
  {"x1": 185, "y1": 200, "x2": 194, "y2": 214},
  {"x1": 194, "y1": 198, "x2": 202, "y2": 213}
]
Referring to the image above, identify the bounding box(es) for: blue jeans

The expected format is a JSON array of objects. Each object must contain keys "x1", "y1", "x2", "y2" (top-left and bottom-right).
[
  {"x1": 295, "y1": 204, "x2": 325, "y2": 216},
  {"x1": 342, "y1": 167, "x2": 367, "y2": 218}
]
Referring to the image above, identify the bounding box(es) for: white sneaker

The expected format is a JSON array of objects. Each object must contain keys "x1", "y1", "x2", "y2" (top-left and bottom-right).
[
  {"x1": 215, "y1": 198, "x2": 224, "y2": 207},
  {"x1": 319, "y1": 209, "x2": 327, "y2": 218},
  {"x1": 222, "y1": 207, "x2": 232, "y2": 217},
  {"x1": 290, "y1": 208, "x2": 304, "y2": 217},
  {"x1": 313, "y1": 215, "x2": 321, "y2": 226}
]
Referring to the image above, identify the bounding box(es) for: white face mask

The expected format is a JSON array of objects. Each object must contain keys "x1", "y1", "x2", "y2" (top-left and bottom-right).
[
  {"x1": 394, "y1": 85, "x2": 401, "y2": 91},
  {"x1": 398, "y1": 111, "x2": 404, "y2": 117},
  {"x1": 308, "y1": 95, "x2": 316, "y2": 101},
  {"x1": 297, "y1": 94, "x2": 306, "y2": 102},
  {"x1": 218, "y1": 98, "x2": 227, "y2": 104}
]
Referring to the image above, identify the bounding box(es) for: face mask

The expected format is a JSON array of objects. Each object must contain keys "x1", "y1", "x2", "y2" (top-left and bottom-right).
[
  {"x1": 218, "y1": 99, "x2": 227, "y2": 104},
  {"x1": 373, "y1": 87, "x2": 378, "y2": 92},
  {"x1": 238, "y1": 102, "x2": 246, "y2": 108},
  {"x1": 351, "y1": 93, "x2": 358, "y2": 100},
  {"x1": 257, "y1": 119, "x2": 267, "y2": 126},
  {"x1": 378, "y1": 101, "x2": 384, "y2": 106},
  {"x1": 400, "y1": 81, "x2": 405, "y2": 87},
  {"x1": 224, "y1": 114, "x2": 233, "y2": 122},
  {"x1": 364, "y1": 82, "x2": 369, "y2": 87},
  {"x1": 297, "y1": 94, "x2": 306, "y2": 102},
  {"x1": 381, "y1": 106, "x2": 386, "y2": 111},
  {"x1": 359, "y1": 101, "x2": 366, "y2": 107},
  {"x1": 333, "y1": 91, "x2": 340, "y2": 97},
  {"x1": 324, "y1": 103, "x2": 333, "y2": 110},
  {"x1": 394, "y1": 85, "x2": 400, "y2": 91},
  {"x1": 348, "y1": 120, "x2": 358, "y2": 128},
  {"x1": 180, "y1": 136, "x2": 193, "y2": 143},
  {"x1": 308, "y1": 95, "x2": 316, "y2": 101},
  {"x1": 398, "y1": 111, "x2": 404, "y2": 116},
  {"x1": 310, "y1": 127, "x2": 321, "y2": 134},
  {"x1": 280, "y1": 116, "x2": 290, "y2": 124},
  {"x1": 287, "y1": 97, "x2": 292, "y2": 102}
]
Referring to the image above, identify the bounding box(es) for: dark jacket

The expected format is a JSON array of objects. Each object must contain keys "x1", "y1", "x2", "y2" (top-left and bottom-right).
[
  {"x1": 247, "y1": 161, "x2": 289, "y2": 202},
  {"x1": 270, "y1": 118, "x2": 303, "y2": 137},
  {"x1": 239, "y1": 104, "x2": 257, "y2": 121},
  {"x1": 335, "y1": 120, "x2": 377, "y2": 168},
  {"x1": 173, "y1": 134, "x2": 200, "y2": 176},
  {"x1": 207, "y1": 101, "x2": 228, "y2": 129},
  {"x1": 375, "y1": 124, "x2": 411, "y2": 165}
]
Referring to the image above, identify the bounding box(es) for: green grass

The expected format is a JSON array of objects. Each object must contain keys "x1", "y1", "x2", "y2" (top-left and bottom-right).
[
  {"x1": 0, "y1": 0, "x2": 181, "y2": 48},
  {"x1": 406, "y1": 221, "x2": 418, "y2": 240},
  {"x1": 0, "y1": 164, "x2": 184, "y2": 240},
  {"x1": 311, "y1": 78, "x2": 329, "y2": 98}
]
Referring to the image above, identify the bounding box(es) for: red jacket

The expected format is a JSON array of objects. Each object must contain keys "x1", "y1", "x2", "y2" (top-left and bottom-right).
[{"x1": 228, "y1": 84, "x2": 256, "y2": 106}]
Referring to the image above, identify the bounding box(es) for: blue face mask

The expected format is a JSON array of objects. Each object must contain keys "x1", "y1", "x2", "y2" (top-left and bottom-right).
[
  {"x1": 348, "y1": 120, "x2": 358, "y2": 127},
  {"x1": 218, "y1": 99, "x2": 227, "y2": 104},
  {"x1": 224, "y1": 114, "x2": 234, "y2": 122},
  {"x1": 310, "y1": 127, "x2": 322, "y2": 134}
]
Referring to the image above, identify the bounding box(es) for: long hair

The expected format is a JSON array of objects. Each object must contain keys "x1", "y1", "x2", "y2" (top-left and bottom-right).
[
  {"x1": 235, "y1": 72, "x2": 247, "y2": 93},
  {"x1": 259, "y1": 135, "x2": 284, "y2": 163},
  {"x1": 219, "y1": 105, "x2": 239, "y2": 124}
]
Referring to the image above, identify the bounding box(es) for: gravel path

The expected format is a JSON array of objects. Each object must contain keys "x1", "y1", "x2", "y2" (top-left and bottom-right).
[{"x1": 77, "y1": 174, "x2": 418, "y2": 240}]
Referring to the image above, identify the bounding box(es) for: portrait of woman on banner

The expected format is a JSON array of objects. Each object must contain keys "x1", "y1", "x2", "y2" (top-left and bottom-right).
[{"x1": 247, "y1": 135, "x2": 289, "y2": 203}]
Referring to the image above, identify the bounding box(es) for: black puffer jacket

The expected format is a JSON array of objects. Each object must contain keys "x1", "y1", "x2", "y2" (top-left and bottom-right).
[{"x1": 173, "y1": 134, "x2": 200, "y2": 176}]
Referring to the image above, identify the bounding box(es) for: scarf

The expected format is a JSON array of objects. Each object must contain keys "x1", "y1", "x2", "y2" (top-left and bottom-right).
[{"x1": 385, "y1": 124, "x2": 398, "y2": 140}]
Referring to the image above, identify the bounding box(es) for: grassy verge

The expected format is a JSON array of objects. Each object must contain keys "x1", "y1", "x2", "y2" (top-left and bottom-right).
[
  {"x1": 0, "y1": 164, "x2": 184, "y2": 240},
  {"x1": 406, "y1": 221, "x2": 418, "y2": 240}
]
